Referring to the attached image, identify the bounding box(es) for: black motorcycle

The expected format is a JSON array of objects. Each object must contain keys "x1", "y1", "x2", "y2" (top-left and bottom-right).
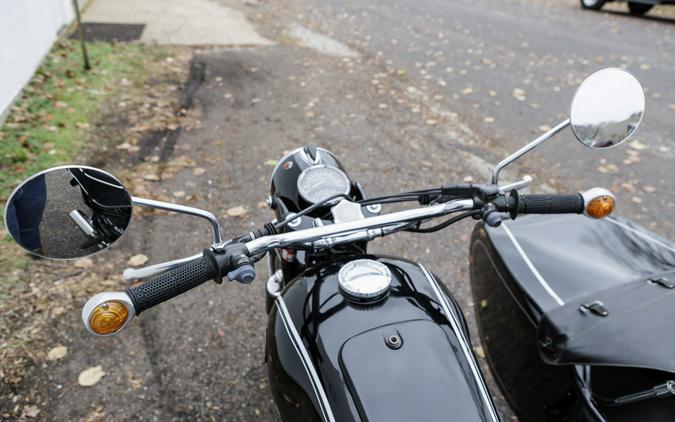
[{"x1": 6, "y1": 68, "x2": 673, "y2": 421}]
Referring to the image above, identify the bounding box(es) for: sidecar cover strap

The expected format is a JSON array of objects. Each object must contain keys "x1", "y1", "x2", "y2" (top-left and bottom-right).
[{"x1": 537, "y1": 271, "x2": 675, "y2": 373}]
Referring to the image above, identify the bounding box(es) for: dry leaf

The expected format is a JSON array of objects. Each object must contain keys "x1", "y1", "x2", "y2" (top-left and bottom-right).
[
  {"x1": 143, "y1": 174, "x2": 160, "y2": 181},
  {"x1": 127, "y1": 254, "x2": 149, "y2": 267},
  {"x1": 22, "y1": 405, "x2": 40, "y2": 418},
  {"x1": 631, "y1": 196, "x2": 643, "y2": 204},
  {"x1": 227, "y1": 206, "x2": 248, "y2": 218},
  {"x1": 192, "y1": 167, "x2": 206, "y2": 176},
  {"x1": 173, "y1": 191, "x2": 186, "y2": 197},
  {"x1": 643, "y1": 185, "x2": 656, "y2": 193},
  {"x1": 484, "y1": 117, "x2": 494, "y2": 123},
  {"x1": 473, "y1": 346, "x2": 486, "y2": 359},
  {"x1": 461, "y1": 87, "x2": 473, "y2": 95},
  {"x1": 74, "y1": 258, "x2": 94, "y2": 269},
  {"x1": 597, "y1": 164, "x2": 618, "y2": 174},
  {"x1": 78, "y1": 365, "x2": 105, "y2": 386},
  {"x1": 257, "y1": 201, "x2": 268, "y2": 209},
  {"x1": 47, "y1": 345, "x2": 68, "y2": 361},
  {"x1": 629, "y1": 140, "x2": 647, "y2": 151}
]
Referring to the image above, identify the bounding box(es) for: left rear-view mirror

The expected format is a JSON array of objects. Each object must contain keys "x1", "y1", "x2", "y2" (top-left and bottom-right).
[{"x1": 4, "y1": 166, "x2": 133, "y2": 260}]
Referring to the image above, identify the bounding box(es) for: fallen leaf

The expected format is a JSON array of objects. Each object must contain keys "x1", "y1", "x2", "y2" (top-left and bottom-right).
[
  {"x1": 78, "y1": 365, "x2": 105, "y2": 387},
  {"x1": 52, "y1": 306, "x2": 66, "y2": 317},
  {"x1": 484, "y1": 117, "x2": 495, "y2": 123},
  {"x1": 227, "y1": 206, "x2": 248, "y2": 218},
  {"x1": 74, "y1": 258, "x2": 93, "y2": 269},
  {"x1": 173, "y1": 191, "x2": 186, "y2": 197},
  {"x1": 473, "y1": 346, "x2": 486, "y2": 359},
  {"x1": 629, "y1": 140, "x2": 647, "y2": 151},
  {"x1": 143, "y1": 174, "x2": 160, "y2": 181},
  {"x1": 22, "y1": 405, "x2": 40, "y2": 418},
  {"x1": 264, "y1": 159, "x2": 277, "y2": 166},
  {"x1": 127, "y1": 254, "x2": 149, "y2": 266},
  {"x1": 643, "y1": 185, "x2": 656, "y2": 193},
  {"x1": 425, "y1": 119, "x2": 438, "y2": 125},
  {"x1": 597, "y1": 164, "x2": 619, "y2": 174},
  {"x1": 47, "y1": 346, "x2": 68, "y2": 361},
  {"x1": 539, "y1": 125, "x2": 551, "y2": 132},
  {"x1": 192, "y1": 167, "x2": 206, "y2": 176},
  {"x1": 631, "y1": 196, "x2": 643, "y2": 204},
  {"x1": 257, "y1": 201, "x2": 268, "y2": 209},
  {"x1": 461, "y1": 87, "x2": 474, "y2": 95}
]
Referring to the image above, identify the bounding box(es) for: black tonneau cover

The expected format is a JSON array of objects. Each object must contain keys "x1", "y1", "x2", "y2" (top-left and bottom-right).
[{"x1": 538, "y1": 269, "x2": 675, "y2": 373}]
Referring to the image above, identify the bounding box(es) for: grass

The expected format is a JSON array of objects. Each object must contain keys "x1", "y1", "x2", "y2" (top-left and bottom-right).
[{"x1": 0, "y1": 40, "x2": 167, "y2": 201}]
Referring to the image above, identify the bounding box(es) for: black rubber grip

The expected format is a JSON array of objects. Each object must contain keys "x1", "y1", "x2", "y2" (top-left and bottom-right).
[
  {"x1": 518, "y1": 193, "x2": 584, "y2": 215},
  {"x1": 126, "y1": 256, "x2": 217, "y2": 314}
]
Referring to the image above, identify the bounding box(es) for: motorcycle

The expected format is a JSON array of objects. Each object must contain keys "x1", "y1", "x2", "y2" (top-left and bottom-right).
[{"x1": 6, "y1": 67, "x2": 673, "y2": 421}]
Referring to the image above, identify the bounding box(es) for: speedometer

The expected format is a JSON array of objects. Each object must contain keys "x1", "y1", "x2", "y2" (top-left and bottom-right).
[{"x1": 297, "y1": 165, "x2": 351, "y2": 205}]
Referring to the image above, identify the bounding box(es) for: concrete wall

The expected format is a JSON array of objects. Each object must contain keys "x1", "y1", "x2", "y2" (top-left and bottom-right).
[{"x1": 0, "y1": 0, "x2": 75, "y2": 118}]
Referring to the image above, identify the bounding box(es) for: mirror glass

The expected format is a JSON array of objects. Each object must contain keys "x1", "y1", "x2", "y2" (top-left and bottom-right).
[
  {"x1": 570, "y1": 68, "x2": 645, "y2": 149},
  {"x1": 4, "y1": 166, "x2": 133, "y2": 259}
]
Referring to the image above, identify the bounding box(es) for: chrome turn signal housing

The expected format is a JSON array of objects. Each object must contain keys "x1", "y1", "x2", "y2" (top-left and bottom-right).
[
  {"x1": 582, "y1": 188, "x2": 616, "y2": 219},
  {"x1": 82, "y1": 292, "x2": 135, "y2": 336}
]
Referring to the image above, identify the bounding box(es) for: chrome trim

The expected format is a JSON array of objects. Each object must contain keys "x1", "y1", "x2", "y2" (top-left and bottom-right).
[
  {"x1": 501, "y1": 222, "x2": 565, "y2": 306},
  {"x1": 491, "y1": 119, "x2": 570, "y2": 185},
  {"x1": 420, "y1": 265, "x2": 500, "y2": 422},
  {"x1": 131, "y1": 196, "x2": 223, "y2": 246},
  {"x1": 297, "y1": 164, "x2": 351, "y2": 205},
  {"x1": 82, "y1": 291, "x2": 136, "y2": 336},
  {"x1": 69, "y1": 210, "x2": 97, "y2": 238},
  {"x1": 276, "y1": 297, "x2": 335, "y2": 422},
  {"x1": 606, "y1": 217, "x2": 675, "y2": 254},
  {"x1": 266, "y1": 269, "x2": 283, "y2": 298},
  {"x1": 123, "y1": 252, "x2": 202, "y2": 281},
  {"x1": 245, "y1": 199, "x2": 474, "y2": 255},
  {"x1": 365, "y1": 203, "x2": 382, "y2": 214}
]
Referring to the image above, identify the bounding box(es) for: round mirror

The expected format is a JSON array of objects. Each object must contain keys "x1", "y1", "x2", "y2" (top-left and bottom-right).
[
  {"x1": 570, "y1": 68, "x2": 645, "y2": 149},
  {"x1": 4, "y1": 166, "x2": 133, "y2": 260}
]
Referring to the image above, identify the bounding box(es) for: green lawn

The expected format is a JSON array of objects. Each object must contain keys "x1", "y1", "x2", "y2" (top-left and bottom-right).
[{"x1": 0, "y1": 40, "x2": 163, "y2": 201}]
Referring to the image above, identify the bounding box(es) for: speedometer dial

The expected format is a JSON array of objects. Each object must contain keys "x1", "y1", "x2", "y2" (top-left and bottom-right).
[{"x1": 297, "y1": 165, "x2": 351, "y2": 205}]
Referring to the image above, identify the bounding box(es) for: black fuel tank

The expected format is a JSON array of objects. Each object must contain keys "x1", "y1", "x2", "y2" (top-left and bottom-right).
[{"x1": 266, "y1": 255, "x2": 499, "y2": 422}]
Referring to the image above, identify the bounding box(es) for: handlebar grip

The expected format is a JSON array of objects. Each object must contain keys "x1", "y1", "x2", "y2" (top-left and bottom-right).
[
  {"x1": 517, "y1": 193, "x2": 584, "y2": 215},
  {"x1": 126, "y1": 255, "x2": 218, "y2": 314}
]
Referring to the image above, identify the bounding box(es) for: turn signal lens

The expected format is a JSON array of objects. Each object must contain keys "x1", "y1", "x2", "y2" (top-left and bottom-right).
[
  {"x1": 586, "y1": 195, "x2": 615, "y2": 219},
  {"x1": 88, "y1": 301, "x2": 129, "y2": 335}
]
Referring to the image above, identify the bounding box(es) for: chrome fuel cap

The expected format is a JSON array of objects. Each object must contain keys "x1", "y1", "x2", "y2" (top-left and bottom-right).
[{"x1": 338, "y1": 259, "x2": 392, "y2": 303}]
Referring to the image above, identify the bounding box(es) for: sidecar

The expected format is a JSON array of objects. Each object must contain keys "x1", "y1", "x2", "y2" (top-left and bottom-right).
[{"x1": 470, "y1": 214, "x2": 675, "y2": 421}]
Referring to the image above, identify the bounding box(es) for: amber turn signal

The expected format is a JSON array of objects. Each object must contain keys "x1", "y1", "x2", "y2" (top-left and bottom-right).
[
  {"x1": 582, "y1": 188, "x2": 615, "y2": 219},
  {"x1": 82, "y1": 292, "x2": 135, "y2": 336},
  {"x1": 89, "y1": 301, "x2": 129, "y2": 335}
]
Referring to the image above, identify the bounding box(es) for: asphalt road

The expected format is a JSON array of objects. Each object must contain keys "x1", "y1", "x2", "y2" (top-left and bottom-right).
[{"x1": 49, "y1": 0, "x2": 674, "y2": 420}]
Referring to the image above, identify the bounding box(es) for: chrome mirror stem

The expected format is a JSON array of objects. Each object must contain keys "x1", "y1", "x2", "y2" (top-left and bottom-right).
[
  {"x1": 131, "y1": 196, "x2": 223, "y2": 246},
  {"x1": 491, "y1": 119, "x2": 570, "y2": 185}
]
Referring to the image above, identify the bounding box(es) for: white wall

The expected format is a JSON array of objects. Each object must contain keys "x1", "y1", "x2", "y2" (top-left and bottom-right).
[{"x1": 0, "y1": 0, "x2": 75, "y2": 118}]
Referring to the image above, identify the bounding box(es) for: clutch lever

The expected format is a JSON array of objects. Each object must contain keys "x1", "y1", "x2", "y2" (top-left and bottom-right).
[{"x1": 498, "y1": 175, "x2": 533, "y2": 193}]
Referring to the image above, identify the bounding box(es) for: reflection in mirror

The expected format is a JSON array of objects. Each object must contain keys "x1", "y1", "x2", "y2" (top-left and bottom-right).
[
  {"x1": 4, "y1": 166, "x2": 132, "y2": 260},
  {"x1": 570, "y1": 68, "x2": 645, "y2": 149}
]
